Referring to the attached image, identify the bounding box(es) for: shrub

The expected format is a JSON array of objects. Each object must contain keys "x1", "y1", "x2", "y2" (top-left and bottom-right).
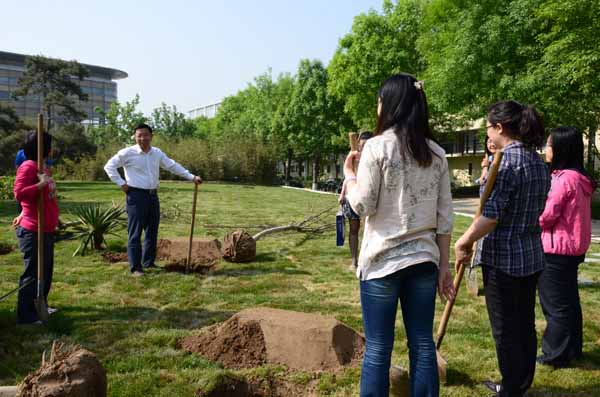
[
  {"x1": 52, "y1": 144, "x2": 119, "y2": 181},
  {"x1": 451, "y1": 169, "x2": 475, "y2": 188},
  {"x1": 68, "y1": 203, "x2": 126, "y2": 256},
  {"x1": 0, "y1": 176, "x2": 15, "y2": 200}
]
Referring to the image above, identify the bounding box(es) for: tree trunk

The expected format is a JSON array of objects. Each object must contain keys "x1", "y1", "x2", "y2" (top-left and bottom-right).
[
  {"x1": 285, "y1": 148, "x2": 293, "y2": 185},
  {"x1": 312, "y1": 152, "x2": 321, "y2": 190},
  {"x1": 93, "y1": 233, "x2": 103, "y2": 250},
  {"x1": 46, "y1": 106, "x2": 52, "y2": 133},
  {"x1": 588, "y1": 122, "x2": 598, "y2": 170}
]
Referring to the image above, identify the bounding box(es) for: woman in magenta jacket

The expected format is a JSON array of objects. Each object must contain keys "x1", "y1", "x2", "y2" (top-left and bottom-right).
[
  {"x1": 13, "y1": 131, "x2": 59, "y2": 325},
  {"x1": 538, "y1": 126, "x2": 596, "y2": 367}
]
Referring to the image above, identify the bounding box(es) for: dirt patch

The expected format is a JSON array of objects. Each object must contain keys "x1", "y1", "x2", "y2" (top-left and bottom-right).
[
  {"x1": 18, "y1": 344, "x2": 106, "y2": 397},
  {"x1": 157, "y1": 238, "x2": 222, "y2": 273},
  {"x1": 196, "y1": 375, "x2": 318, "y2": 397},
  {"x1": 182, "y1": 307, "x2": 364, "y2": 372},
  {"x1": 101, "y1": 251, "x2": 128, "y2": 263},
  {"x1": 222, "y1": 230, "x2": 256, "y2": 262},
  {"x1": 181, "y1": 317, "x2": 267, "y2": 369},
  {"x1": 0, "y1": 242, "x2": 14, "y2": 255}
]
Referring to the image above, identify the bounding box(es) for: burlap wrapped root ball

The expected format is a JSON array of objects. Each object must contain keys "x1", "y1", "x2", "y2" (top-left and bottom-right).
[{"x1": 222, "y1": 229, "x2": 256, "y2": 262}]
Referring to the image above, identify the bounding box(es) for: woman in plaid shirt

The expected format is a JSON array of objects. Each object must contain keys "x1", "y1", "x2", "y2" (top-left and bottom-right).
[{"x1": 455, "y1": 101, "x2": 550, "y2": 397}]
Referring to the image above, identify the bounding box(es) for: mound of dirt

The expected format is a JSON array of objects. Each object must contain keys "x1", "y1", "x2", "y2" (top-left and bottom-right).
[
  {"x1": 222, "y1": 230, "x2": 256, "y2": 262},
  {"x1": 157, "y1": 238, "x2": 222, "y2": 272},
  {"x1": 18, "y1": 345, "x2": 106, "y2": 397},
  {"x1": 101, "y1": 251, "x2": 128, "y2": 263},
  {"x1": 181, "y1": 316, "x2": 266, "y2": 369},
  {"x1": 182, "y1": 307, "x2": 364, "y2": 372}
]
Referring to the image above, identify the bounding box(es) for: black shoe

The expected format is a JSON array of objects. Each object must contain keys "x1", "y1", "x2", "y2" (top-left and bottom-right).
[
  {"x1": 537, "y1": 356, "x2": 569, "y2": 368},
  {"x1": 143, "y1": 263, "x2": 157, "y2": 269},
  {"x1": 483, "y1": 380, "x2": 501, "y2": 394}
]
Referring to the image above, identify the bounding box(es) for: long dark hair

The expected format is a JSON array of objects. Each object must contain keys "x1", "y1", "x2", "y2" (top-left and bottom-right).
[
  {"x1": 22, "y1": 131, "x2": 52, "y2": 162},
  {"x1": 549, "y1": 126, "x2": 596, "y2": 186},
  {"x1": 487, "y1": 100, "x2": 544, "y2": 148},
  {"x1": 375, "y1": 73, "x2": 435, "y2": 167}
]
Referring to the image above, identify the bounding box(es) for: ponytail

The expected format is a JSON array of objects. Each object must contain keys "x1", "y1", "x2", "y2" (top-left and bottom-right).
[
  {"x1": 487, "y1": 101, "x2": 545, "y2": 148},
  {"x1": 519, "y1": 106, "x2": 544, "y2": 147}
]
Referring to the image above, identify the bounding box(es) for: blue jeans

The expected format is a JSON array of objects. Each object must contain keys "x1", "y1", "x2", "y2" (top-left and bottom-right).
[
  {"x1": 360, "y1": 262, "x2": 439, "y2": 397},
  {"x1": 126, "y1": 188, "x2": 160, "y2": 272},
  {"x1": 15, "y1": 226, "x2": 54, "y2": 324}
]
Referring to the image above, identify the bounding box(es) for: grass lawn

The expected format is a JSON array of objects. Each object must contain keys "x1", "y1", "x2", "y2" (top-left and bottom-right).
[{"x1": 1, "y1": 181, "x2": 600, "y2": 396}]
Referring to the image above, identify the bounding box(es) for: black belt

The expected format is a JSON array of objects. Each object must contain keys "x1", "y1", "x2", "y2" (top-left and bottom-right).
[{"x1": 128, "y1": 186, "x2": 158, "y2": 195}]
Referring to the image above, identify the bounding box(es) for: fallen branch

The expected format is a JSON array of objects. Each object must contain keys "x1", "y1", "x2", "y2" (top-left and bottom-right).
[
  {"x1": 202, "y1": 224, "x2": 275, "y2": 230},
  {"x1": 252, "y1": 206, "x2": 336, "y2": 241}
]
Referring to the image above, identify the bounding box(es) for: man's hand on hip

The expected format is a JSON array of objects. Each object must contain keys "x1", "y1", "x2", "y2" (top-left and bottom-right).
[
  {"x1": 193, "y1": 176, "x2": 203, "y2": 185},
  {"x1": 121, "y1": 184, "x2": 130, "y2": 193}
]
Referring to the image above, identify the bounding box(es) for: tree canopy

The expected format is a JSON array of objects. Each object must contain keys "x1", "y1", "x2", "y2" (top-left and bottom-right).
[{"x1": 12, "y1": 55, "x2": 89, "y2": 131}]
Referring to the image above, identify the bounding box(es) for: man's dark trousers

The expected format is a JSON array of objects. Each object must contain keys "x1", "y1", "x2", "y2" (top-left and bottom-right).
[
  {"x1": 126, "y1": 188, "x2": 160, "y2": 272},
  {"x1": 482, "y1": 265, "x2": 540, "y2": 397}
]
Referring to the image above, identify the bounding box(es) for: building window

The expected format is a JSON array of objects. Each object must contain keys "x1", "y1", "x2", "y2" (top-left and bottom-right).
[{"x1": 0, "y1": 90, "x2": 10, "y2": 100}]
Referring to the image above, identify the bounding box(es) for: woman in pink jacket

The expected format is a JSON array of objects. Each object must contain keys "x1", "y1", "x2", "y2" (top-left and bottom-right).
[
  {"x1": 538, "y1": 126, "x2": 596, "y2": 367},
  {"x1": 13, "y1": 131, "x2": 59, "y2": 325}
]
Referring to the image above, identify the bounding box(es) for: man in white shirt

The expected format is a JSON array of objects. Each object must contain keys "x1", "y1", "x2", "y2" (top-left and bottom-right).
[{"x1": 104, "y1": 123, "x2": 202, "y2": 276}]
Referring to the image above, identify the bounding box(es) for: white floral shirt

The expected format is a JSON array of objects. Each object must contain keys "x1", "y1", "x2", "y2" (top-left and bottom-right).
[{"x1": 347, "y1": 129, "x2": 453, "y2": 280}]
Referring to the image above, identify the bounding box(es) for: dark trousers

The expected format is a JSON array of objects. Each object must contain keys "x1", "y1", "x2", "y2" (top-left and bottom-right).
[
  {"x1": 16, "y1": 226, "x2": 54, "y2": 324},
  {"x1": 537, "y1": 254, "x2": 584, "y2": 366},
  {"x1": 482, "y1": 265, "x2": 540, "y2": 397},
  {"x1": 126, "y1": 188, "x2": 160, "y2": 272}
]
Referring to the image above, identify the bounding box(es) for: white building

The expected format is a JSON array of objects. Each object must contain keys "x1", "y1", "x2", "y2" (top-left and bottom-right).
[{"x1": 188, "y1": 101, "x2": 221, "y2": 119}]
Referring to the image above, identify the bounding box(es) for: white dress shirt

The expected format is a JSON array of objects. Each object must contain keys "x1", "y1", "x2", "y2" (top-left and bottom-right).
[
  {"x1": 347, "y1": 130, "x2": 454, "y2": 280},
  {"x1": 104, "y1": 145, "x2": 194, "y2": 189}
]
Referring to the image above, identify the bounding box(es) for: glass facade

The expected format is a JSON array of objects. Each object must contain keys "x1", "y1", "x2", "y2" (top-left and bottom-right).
[{"x1": 0, "y1": 51, "x2": 126, "y2": 125}]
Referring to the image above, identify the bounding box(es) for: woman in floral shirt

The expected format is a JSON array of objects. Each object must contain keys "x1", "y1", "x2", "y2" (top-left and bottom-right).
[{"x1": 344, "y1": 73, "x2": 455, "y2": 397}]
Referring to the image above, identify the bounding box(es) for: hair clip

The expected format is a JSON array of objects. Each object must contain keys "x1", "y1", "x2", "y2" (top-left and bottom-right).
[{"x1": 414, "y1": 80, "x2": 424, "y2": 91}]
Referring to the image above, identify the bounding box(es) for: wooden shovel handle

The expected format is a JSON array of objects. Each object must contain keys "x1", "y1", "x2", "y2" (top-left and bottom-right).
[
  {"x1": 348, "y1": 132, "x2": 359, "y2": 173},
  {"x1": 436, "y1": 150, "x2": 504, "y2": 349},
  {"x1": 37, "y1": 114, "x2": 45, "y2": 292},
  {"x1": 186, "y1": 183, "x2": 199, "y2": 273}
]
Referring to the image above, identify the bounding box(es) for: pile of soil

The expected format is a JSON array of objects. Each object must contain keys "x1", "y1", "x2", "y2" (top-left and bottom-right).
[
  {"x1": 181, "y1": 307, "x2": 364, "y2": 372},
  {"x1": 181, "y1": 316, "x2": 266, "y2": 369},
  {"x1": 18, "y1": 345, "x2": 106, "y2": 397},
  {"x1": 157, "y1": 238, "x2": 222, "y2": 273},
  {"x1": 101, "y1": 251, "x2": 128, "y2": 263},
  {"x1": 222, "y1": 230, "x2": 256, "y2": 262}
]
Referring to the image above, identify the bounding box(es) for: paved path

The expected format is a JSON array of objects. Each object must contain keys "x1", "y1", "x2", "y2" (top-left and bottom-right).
[
  {"x1": 453, "y1": 198, "x2": 600, "y2": 245},
  {"x1": 281, "y1": 188, "x2": 600, "y2": 246}
]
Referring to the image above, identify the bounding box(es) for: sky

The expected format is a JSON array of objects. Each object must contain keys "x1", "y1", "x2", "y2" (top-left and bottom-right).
[{"x1": 2, "y1": 0, "x2": 383, "y2": 115}]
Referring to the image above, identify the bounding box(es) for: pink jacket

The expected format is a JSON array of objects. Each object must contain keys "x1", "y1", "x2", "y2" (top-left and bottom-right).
[
  {"x1": 539, "y1": 169, "x2": 594, "y2": 256},
  {"x1": 13, "y1": 160, "x2": 59, "y2": 233}
]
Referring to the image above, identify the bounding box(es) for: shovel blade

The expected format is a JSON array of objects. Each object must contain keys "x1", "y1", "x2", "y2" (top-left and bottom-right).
[
  {"x1": 34, "y1": 298, "x2": 49, "y2": 323},
  {"x1": 436, "y1": 349, "x2": 447, "y2": 384}
]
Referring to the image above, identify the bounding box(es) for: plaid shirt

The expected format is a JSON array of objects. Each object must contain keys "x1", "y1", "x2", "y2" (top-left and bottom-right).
[{"x1": 476, "y1": 141, "x2": 550, "y2": 276}]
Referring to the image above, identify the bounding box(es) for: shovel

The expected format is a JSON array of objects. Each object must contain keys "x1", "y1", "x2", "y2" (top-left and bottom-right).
[
  {"x1": 34, "y1": 114, "x2": 49, "y2": 323},
  {"x1": 186, "y1": 182, "x2": 199, "y2": 274},
  {"x1": 435, "y1": 150, "x2": 504, "y2": 383}
]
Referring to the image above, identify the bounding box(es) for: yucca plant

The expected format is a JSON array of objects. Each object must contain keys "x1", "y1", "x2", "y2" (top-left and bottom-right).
[{"x1": 69, "y1": 203, "x2": 126, "y2": 256}]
